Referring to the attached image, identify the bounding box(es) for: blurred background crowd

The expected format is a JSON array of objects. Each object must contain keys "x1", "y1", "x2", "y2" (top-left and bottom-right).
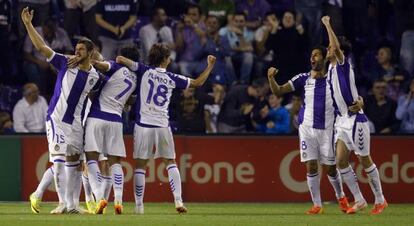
[{"x1": 0, "y1": 0, "x2": 413, "y2": 135}]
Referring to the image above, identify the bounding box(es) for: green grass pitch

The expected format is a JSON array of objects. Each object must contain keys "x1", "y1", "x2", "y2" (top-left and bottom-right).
[{"x1": 0, "y1": 202, "x2": 413, "y2": 226}]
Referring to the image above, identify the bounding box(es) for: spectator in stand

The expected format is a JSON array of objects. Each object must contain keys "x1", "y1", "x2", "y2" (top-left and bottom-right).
[
  {"x1": 0, "y1": 111, "x2": 13, "y2": 134},
  {"x1": 0, "y1": 0, "x2": 12, "y2": 84},
  {"x1": 253, "y1": 94, "x2": 290, "y2": 134},
  {"x1": 171, "y1": 87, "x2": 216, "y2": 133},
  {"x1": 199, "y1": 0, "x2": 235, "y2": 26},
  {"x1": 205, "y1": 83, "x2": 226, "y2": 133},
  {"x1": 139, "y1": 7, "x2": 176, "y2": 64},
  {"x1": 219, "y1": 12, "x2": 254, "y2": 84},
  {"x1": 96, "y1": 0, "x2": 137, "y2": 60},
  {"x1": 175, "y1": 4, "x2": 206, "y2": 77},
  {"x1": 63, "y1": 0, "x2": 98, "y2": 42},
  {"x1": 250, "y1": 78, "x2": 270, "y2": 131},
  {"x1": 255, "y1": 11, "x2": 279, "y2": 79},
  {"x1": 18, "y1": 0, "x2": 50, "y2": 38},
  {"x1": 364, "y1": 79, "x2": 400, "y2": 134},
  {"x1": 199, "y1": 15, "x2": 233, "y2": 86},
  {"x1": 396, "y1": 79, "x2": 414, "y2": 133},
  {"x1": 295, "y1": 0, "x2": 322, "y2": 47},
  {"x1": 265, "y1": 10, "x2": 308, "y2": 84},
  {"x1": 23, "y1": 18, "x2": 73, "y2": 95},
  {"x1": 12, "y1": 83, "x2": 47, "y2": 133},
  {"x1": 217, "y1": 80, "x2": 262, "y2": 133},
  {"x1": 400, "y1": 27, "x2": 414, "y2": 76},
  {"x1": 235, "y1": 0, "x2": 271, "y2": 30},
  {"x1": 369, "y1": 46, "x2": 409, "y2": 83},
  {"x1": 285, "y1": 91, "x2": 302, "y2": 134}
]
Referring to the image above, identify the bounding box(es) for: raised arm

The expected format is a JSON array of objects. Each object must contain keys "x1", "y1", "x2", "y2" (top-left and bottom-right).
[
  {"x1": 321, "y1": 16, "x2": 344, "y2": 63},
  {"x1": 189, "y1": 55, "x2": 216, "y2": 88},
  {"x1": 21, "y1": 7, "x2": 53, "y2": 59},
  {"x1": 116, "y1": 56, "x2": 136, "y2": 70},
  {"x1": 267, "y1": 67, "x2": 293, "y2": 96}
]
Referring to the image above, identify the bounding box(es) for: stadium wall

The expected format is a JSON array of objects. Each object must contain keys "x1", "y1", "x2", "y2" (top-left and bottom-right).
[{"x1": 1, "y1": 135, "x2": 413, "y2": 203}]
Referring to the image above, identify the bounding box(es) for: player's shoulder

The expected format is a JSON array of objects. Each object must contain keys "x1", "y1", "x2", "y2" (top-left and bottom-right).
[{"x1": 291, "y1": 72, "x2": 310, "y2": 81}]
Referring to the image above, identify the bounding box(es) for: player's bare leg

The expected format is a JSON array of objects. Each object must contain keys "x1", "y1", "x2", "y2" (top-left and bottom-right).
[
  {"x1": 134, "y1": 159, "x2": 149, "y2": 214},
  {"x1": 336, "y1": 140, "x2": 367, "y2": 214},
  {"x1": 163, "y1": 158, "x2": 187, "y2": 214},
  {"x1": 108, "y1": 155, "x2": 124, "y2": 214},
  {"x1": 325, "y1": 164, "x2": 349, "y2": 213},
  {"x1": 358, "y1": 155, "x2": 387, "y2": 215},
  {"x1": 305, "y1": 160, "x2": 323, "y2": 215}
]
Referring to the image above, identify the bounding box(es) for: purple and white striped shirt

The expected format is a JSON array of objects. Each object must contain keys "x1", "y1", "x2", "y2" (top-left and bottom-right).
[
  {"x1": 132, "y1": 62, "x2": 190, "y2": 127},
  {"x1": 288, "y1": 72, "x2": 335, "y2": 129},
  {"x1": 46, "y1": 52, "x2": 100, "y2": 126}
]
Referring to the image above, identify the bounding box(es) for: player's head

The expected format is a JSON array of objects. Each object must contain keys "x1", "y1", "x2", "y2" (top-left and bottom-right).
[
  {"x1": 75, "y1": 38, "x2": 95, "y2": 64},
  {"x1": 119, "y1": 45, "x2": 140, "y2": 62},
  {"x1": 148, "y1": 43, "x2": 171, "y2": 67},
  {"x1": 310, "y1": 46, "x2": 327, "y2": 71}
]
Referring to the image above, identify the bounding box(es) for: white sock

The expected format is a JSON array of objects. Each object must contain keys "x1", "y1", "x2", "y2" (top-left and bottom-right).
[
  {"x1": 166, "y1": 164, "x2": 183, "y2": 204},
  {"x1": 327, "y1": 170, "x2": 345, "y2": 199},
  {"x1": 134, "y1": 169, "x2": 146, "y2": 207},
  {"x1": 73, "y1": 169, "x2": 82, "y2": 208},
  {"x1": 34, "y1": 166, "x2": 54, "y2": 199},
  {"x1": 111, "y1": 164, "x2": 124, "y2": 204},
  {"x1": 365, "y1": 164, "x2": 385, "y2": 204},
  {"x1": 103, "y1": 175, "x2": 112, "y2": 201},
  {"x1": 53, "y1": 159, "x2": 66, "y2": 205},
  {"x1": 339, "y1": 166, "x2": 364, "y2": 202},
  {"x1": 86, "y1": 160, "x2": 103, "y2": 201},
  {"x1": 307, "y1": 172, "x2": 322, "y2": 207},
  {"x1": 65, "y1": 161, "x2": 80, "y2": 210},
  {"x1": 82, "y1": 173, "x2": 94, "y2": 202}
]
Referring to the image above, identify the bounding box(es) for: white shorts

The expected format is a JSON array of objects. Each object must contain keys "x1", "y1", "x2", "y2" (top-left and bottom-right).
[
  {"x1": 299, "y1": 124, "x2": 336, "y2": 165},
  {"x1": 46, "y1": 118, "x2": 84, "y2": 157},
  {"x1": 133, "y1": 124, "x2": 175, "y2": 160},
  {"x1": 334, "y1": 114, "x2": 370, "y2": 156},
  {"x1": 84, "y1": 117, "x2": 126, "y2": 157}
]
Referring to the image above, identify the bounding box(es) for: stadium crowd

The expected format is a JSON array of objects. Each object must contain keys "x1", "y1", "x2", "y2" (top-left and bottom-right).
[{"x1": 0, "y1": 0, "x2": 413, "y2": 134}]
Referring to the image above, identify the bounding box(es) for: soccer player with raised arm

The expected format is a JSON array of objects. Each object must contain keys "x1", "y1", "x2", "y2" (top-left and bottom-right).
[
  {"x1": 22, "y1": 8, "x2": 100, "y2": 214},
  {"x1": 267, "y1": 48, "x2": 352, "y2": 214},
  {"x1": 82, "y1": 46, "x2": 140, "y2": 214},
  {"x1": 116, "y1": 43, "x2": 216, "y2": 214},
  {"x1": 322, "y1": 16, "x2": 387, "y2": 215}
]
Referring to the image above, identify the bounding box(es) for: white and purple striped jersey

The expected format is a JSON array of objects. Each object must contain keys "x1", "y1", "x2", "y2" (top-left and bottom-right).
[
  {"x1": 288, "y1": 72, "x2": 335, "y2": 129},
  {"x1": 88, "y1": 61, "x2": 137, "y2": 122},
  {"x1": 46, "y1": 52, "x2": 100, "y2": 126},
  {"x1": 131, "y1": 62, "x2": 190, "y2": 127},
  {"x1": 328, "y1": 57, "x2": 362, "y2": 116}
]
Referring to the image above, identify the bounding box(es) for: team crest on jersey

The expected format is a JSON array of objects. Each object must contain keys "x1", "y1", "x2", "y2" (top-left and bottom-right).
[
  {"x1": 89, "y1": 79, "x2": 94, "y2": 85},
  {"x1": 302, "y1": 152, "x2": 307, "y2": 159},
  {"x1": 54, "y1": 144, "x2": 60, "y2": 151}
]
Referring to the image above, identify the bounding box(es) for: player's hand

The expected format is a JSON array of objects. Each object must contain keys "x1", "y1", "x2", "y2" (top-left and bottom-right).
[
  {"x1": 116, "y1": 56, "x2": 127, "y2": 64},
  {"x1": 21, "y1": 7, "x2": 34, "y2": 26},
  {"x1": 321, "y1": 16, "x2": 330, "y2": 26},
  {"x1": 267, "y1": 67, "x2": 278, "y2": 79},
  {"x1": 207, "y1": 55, "x2": 216, "y2": 65},
  {"x1": 67, "y1": 55, "x2": 80, "y2": 68},
  {"x1": 349, "y1": 96, "x2": 364, "y2": 113}
]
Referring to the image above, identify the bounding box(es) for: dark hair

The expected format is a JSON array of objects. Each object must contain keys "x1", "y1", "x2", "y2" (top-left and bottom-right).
[
  {"x1": 312, "y1": 45, "x2": 327, "y2": 59},
  {"x1": 338, "y1": 36, "x2": 352, "y2": 57},
  {"x1": 186, "y1": 3, "x2": 202, "y2": 15},
  {"x1": 206, "y1": 14, "x2": 219, "y2": 21},
  {"x1": 233, "y1": 11, "x2": 247, "y2": 19},
  {"x1": 77, "y1": 38, "x2": 95, "y2": 53},
  {"x1": 151, "y1": 7, "x2": 166, "y2": 20},
  {"x1": 119, "y1": 45, "x2": 140, "y2": 62},
  {"x1": 148, "y1": 43, "x2": 171, "y2": 66}
]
